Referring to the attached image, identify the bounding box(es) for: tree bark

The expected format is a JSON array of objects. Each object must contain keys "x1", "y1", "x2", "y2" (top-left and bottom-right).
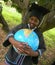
[
  {"x1": 0, "y1": 14, "x2": 10, "y2": 32},
  {"x1": 39, "y1": 11, "x2": 55, "y2": 32},
  {"x1": 11, "y1": 0, "x2": 29, "y2": 21},
  {"x1": 0, "y1": 2, "x2": 10, "y2": 32},
  {"x1": 11, "y1": 0, "x2": 29, "y2": 9}
]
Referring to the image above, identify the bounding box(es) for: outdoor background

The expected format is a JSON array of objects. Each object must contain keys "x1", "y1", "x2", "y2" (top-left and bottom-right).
[{"x1": 0, "y1": 0, "x2": 55, "y2": 65}]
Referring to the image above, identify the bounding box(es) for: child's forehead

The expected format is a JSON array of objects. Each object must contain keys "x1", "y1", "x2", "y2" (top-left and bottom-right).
[{"x1": 29, "y1": 16, "x2": 39, "y2": 21}]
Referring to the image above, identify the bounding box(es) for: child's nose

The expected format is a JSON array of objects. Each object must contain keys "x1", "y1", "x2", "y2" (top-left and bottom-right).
[{"x1": 31, "y1": 20, "x2": 35, "y2": 23}]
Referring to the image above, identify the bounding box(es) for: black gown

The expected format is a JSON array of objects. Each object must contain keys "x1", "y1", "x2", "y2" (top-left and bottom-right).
[{"x1": 3, "y1": 23, "x2": 46, "y2": 65}]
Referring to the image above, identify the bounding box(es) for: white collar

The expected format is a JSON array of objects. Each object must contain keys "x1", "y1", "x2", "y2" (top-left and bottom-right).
[{"x1": 28, "y1": 24, "x2": 37, "y2": 31}]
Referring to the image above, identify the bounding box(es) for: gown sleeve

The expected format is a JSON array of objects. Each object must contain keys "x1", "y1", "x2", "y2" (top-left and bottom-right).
[
  {"x1": 3, "y1": 24, "x2": 23, "y2": 47},
  {"x1": 32, "y1": 30, "x2": 46, "y2": 64}
]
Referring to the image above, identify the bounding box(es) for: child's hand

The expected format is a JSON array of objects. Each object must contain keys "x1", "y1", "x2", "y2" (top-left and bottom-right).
[
  {"x1": 9, "y1": 37, "x2": 38, "y2": 56},
  {"x1": 17, "y1": 43, "x2": 39, "y2": 56}
]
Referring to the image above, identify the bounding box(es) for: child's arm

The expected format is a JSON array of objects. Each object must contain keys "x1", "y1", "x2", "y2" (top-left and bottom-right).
[
  {"x1": 8, "y1": 36, "x2": 39, "y2": 56},
  {"x1": 8, "y1": 37, "x2": 24, "y2": 49},
  {"x1": 3, "y1": 24, "x2": 23, "y2": 47}
]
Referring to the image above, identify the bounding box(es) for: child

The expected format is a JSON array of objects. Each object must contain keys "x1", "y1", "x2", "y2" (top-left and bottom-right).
[{"x1": 3, "y1": 3, "x2": 50, "y2": 65}]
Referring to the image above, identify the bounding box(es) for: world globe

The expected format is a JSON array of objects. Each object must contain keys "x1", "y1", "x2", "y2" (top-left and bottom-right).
[{"x1": 14, "y1": 29, "x2": 39, "y2": 51}]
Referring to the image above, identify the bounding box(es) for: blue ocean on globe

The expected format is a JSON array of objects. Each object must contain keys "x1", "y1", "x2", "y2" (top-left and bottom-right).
[{"x1": 14, "y1": 29, "x2": 39, "y2": 51}]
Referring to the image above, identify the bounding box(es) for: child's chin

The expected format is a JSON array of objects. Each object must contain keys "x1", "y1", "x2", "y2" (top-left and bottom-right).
[{"x1": 30, "y1": 26, "x2": 35, "y2": 28}]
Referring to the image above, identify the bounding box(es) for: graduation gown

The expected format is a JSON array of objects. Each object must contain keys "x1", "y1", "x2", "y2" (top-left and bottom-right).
[{"x1": 3, "y1": 23, "x2": 46, "y2": 65}]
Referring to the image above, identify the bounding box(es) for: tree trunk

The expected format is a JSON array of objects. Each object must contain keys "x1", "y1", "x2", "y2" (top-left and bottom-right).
[
  {"x1": 11, "y1": 0, "x2": 29, "y2": 21},
  {"x1": 0, "y1": 2, "x2": 10, "y2": 32},
  {"x1": 11, "y1": 0, "x2": 29, "y2": 9},
  {"x1": 39, "y1": 11, "x2": 55, "y2": 32},
  {"x1": 0, "y1": 14, "x2": 10, "y2": 32}
]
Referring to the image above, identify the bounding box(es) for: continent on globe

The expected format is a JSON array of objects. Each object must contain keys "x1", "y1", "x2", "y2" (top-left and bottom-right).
[{"x1": 14, "y1": 29, "x2": 39, "y2": 52}]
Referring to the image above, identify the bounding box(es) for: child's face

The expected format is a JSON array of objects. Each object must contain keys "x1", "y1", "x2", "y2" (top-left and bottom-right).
[{"x1": 28, "y1": 16, "x2": 39, "y2": 29}]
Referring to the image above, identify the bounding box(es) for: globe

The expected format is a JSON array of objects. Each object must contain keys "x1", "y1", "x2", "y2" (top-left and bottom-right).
[{"x1": 14, "y1": 29, "x2": 39, "y2": 51}]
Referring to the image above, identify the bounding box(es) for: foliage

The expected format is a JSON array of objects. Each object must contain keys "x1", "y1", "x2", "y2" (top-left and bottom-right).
[
  {"x1": 38, "y1": 0, "x2": 55, "y2": 10},
  {"x1": 29, "y1": 0, "x2": 55, "y2": 11},
  {"x1": 12, "y1": 3, "x2": 22, "y2": 13},
  {"x1": 3, "y1": 0, "x2": 8, "y2": 2},
  {"x1": 3, "y1": 0, "x2": 55, "y2": 10},
  {"x1": 2, "y1": 4, "x2": 22, "y2": 28},
  {"x1": 29, "y1": 0, "x2": 38, "y2": 3},
  {"x1": 44, "y1": 28, "x2": 55, "y2": 43}
]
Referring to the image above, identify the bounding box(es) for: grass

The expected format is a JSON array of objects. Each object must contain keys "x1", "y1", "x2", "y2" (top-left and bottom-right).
[
  {"x1": 2, "y1": 4, "x2": 22, "y2": 28},
  {"x1": 41, "y1": 28, "x2": 55, "y2": 65},
  {"x1": 37, "y1": 28, "x2": 55, "y2": 65},
  {"x1": 43, "y1": 28, "x2": 55, "y2": 48}
]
